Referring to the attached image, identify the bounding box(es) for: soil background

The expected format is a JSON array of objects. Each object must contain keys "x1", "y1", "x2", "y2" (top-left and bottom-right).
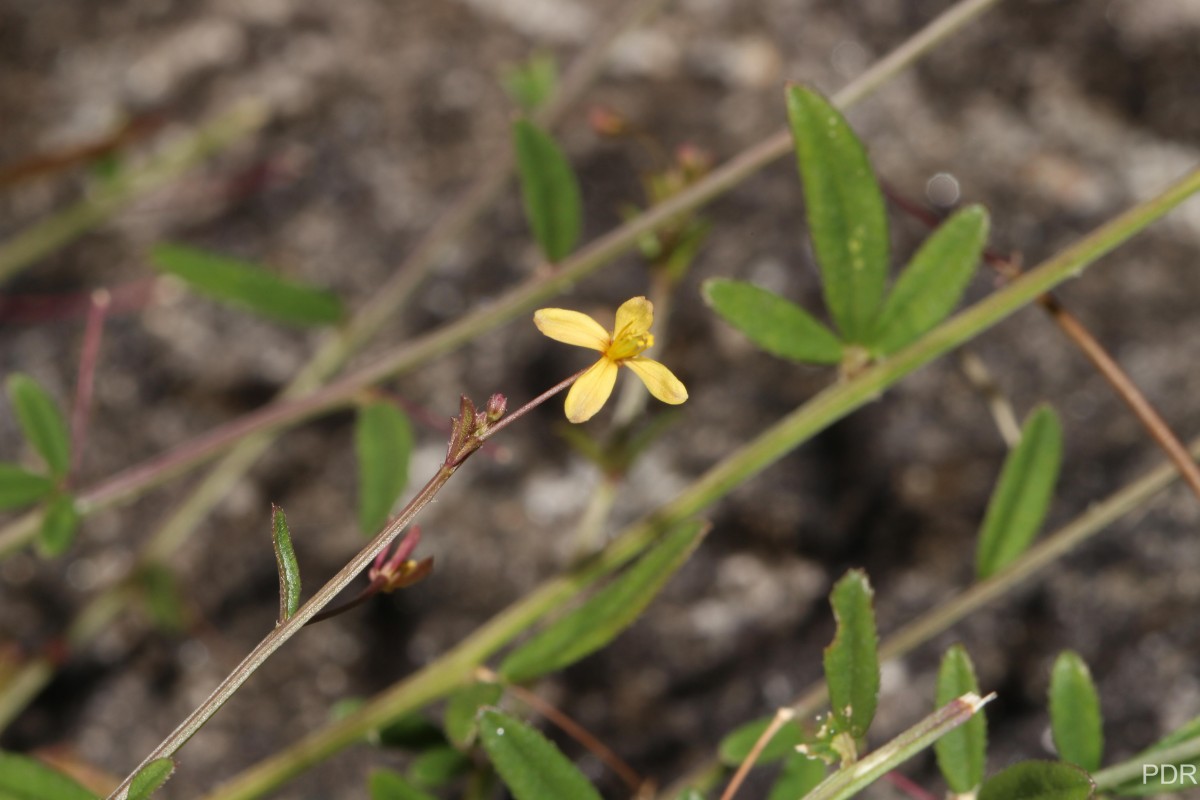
[{"x1": 2, "y1": 0, "x2": 1200, "y2": 797}]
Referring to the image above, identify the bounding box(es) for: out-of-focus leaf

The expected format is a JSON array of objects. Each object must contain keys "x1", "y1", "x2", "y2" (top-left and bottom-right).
[
  {"x1": 355, "y1": 402, "x2": 414, "y2": 535},
  {"x1": 136, "y1": 564, "x2": 187, "y2": 631},
  {"x1": 0, "y1": 463, "x2": 54, "y2": 510},
  {"x1": 785, "y1": 85, "x2": 889, "y2": 343},
  {"x1": 408, "y1": 746, "x2": 472, "y2": 788},
  {"x1": 513, "y1": 119, "x2": 582, "y2": 263},
  {"x1": 128, "y1": 758, "x2": 175, "y2": 800},
  {"x1": 368, "y1": 769, "x2": 437, "y2": 800},
  {"x1": 499, "y1": 520, "x2": 708, "y2": 683},
  {"x1": 445, "y1": 681, "x2": 504, "y2": 749},
  {"x1": 869, "y1": 205, "x2": 989, "y2": 355},
  {"x1": 7, "y1": 374, "x2": 70, "y2": 478},
  {"x1": 0, "y1": 750, "x2": 99, "y2": 800},
  {"x1": 150, "y1": 243, "x2": 343, "y2": 326},
  {"x1": 271, "y1": 504, "x2": 302, "y2": 622},
  {"x1": 502, "y1": 54, "x2": 557, "y2": 113},
  {"x1": 477, "y1": 709, "x2": 603, "y2": 800},
  {"x1": 702, "y1": 279, "x2": 844, "y2": 364},
  {"x1": 978, "y1": 760, "x2": 1094, "y2": 800},
  {"x1": 935, "y1": 645, "x2": 987, "y2": 793},
  {"x1": 38, "y1": 494, "x2": 80, "y2": 557},
  {"x1": 1050, "y1": 651, "x2": 1104, "y2": 772},
  {"x1": 768, "y1": 752, "x2": 827, "y2": 800},
  {"x1": 975, "y1": 405, "x2": 1063, "y2": 579},
  {"x1": 376, "y1": 712, "x2": 447, "y2": 751},
  {"x1": 823, "y1": 569, "x2": 879, "y2": 739},
  {"x1": 718, "y1": 716, "x2": 808, "y2": 767}
]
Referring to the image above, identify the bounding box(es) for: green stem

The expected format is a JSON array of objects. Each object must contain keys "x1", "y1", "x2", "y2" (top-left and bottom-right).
[
  {"x1": 0, "y1": 101, "x2": 267, "y2": 285},
  {"x1": 1093, "y1": 736, "x2": 1200, "y2": 791},
  {"x1": 201, "y1": 166, "x2": 1200, "y2": 800}
]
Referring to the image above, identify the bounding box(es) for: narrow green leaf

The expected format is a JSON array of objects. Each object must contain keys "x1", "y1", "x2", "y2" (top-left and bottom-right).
[
  {"x1": 408, "y1": 746, "x2": 473, "y2": 788},
  {"x1": 1108, "y1": 716, "x2": 1200, "y2": 796},
  {"x1": 368, "y1": 769, "x2": 438, "y2": 800},
  {"x1": 978, "y1": 761, "x2": 1094, "y2": 800},
  {"x1": 702, "y1": 279, "x2": 844, "y2": 364},
  {"x1": 513, "y1": 119, "x2": 582, "y2": 263},
  {"x1": 355, "y1": 402, "x2": 414, "y2": 535},
  {"x1": 376, "y1": 712, "x2": 448, "y2": 751},
  {"x1": 718, "y1": 716, "x2": 807, "y2": 766},
  {"x1": 823, "y1": 569, "x2": 879, "y2": 739},
  {"x1": 445, "y1": 681, "x2": 504, "y2": 749},
  {"x1": 1050, "y1": 651, "x2": 1104, "y2": 772},
  {"x1": 975, "y1": 405, "x2": 1063, "y2": 579},
  {"x1": 477, "y1": 709, "x2": 604, "y2": 800},
  {"x1": 128, "y1": 757, "x2": 175, "y2": 800},
  {"x1": 768, "y1": 752, "x2": 827, "y2": 800},
  {"x1": 0, "y1": 750, "x2": 99, "y2": 800},
  {"x1": 935, "y1": 645, "x2": 987, "y2": 793},
  {"x1": 136, "y1": 564, "x2": 187, "y2": 631},
  {"x1": 149, "y1": 243, "x2": 343, "y2": 326},
  {"x1": 869, "y1": 205, "x2": 990, "y2": 355},
  {"x1": 502, "y1": 54, "x2": 557, "y2": 113},
  {"x1": 7, "y1": 374, "x2": 70, "y2": 478},
  {"x1": 0, "y1": 463, "x2": 54, "y2": 510},
  {"x1": 271, "y1": 505, "x2": 302, "y2": 622},
  {"x1": 499, "y1": 519, "x2": 708, "y2": 683},
  {"x1": 38, "y1": 494, "x2": 80, "y2": 557},
  {"x1": 785, "y1": 85, "x2": 889, "y2": 343}
]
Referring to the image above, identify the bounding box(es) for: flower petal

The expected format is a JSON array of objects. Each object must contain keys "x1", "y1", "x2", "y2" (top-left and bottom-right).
[
  {"x1": 614, "y1": 296, "x2": 654, "y2": 339},
  {"x1": 564, "y1": 358, "x2": 619, "y2": 423},
  {"x1": 533, "y1": 309, "x2": 610, "y2": 351},
  {"x1": 625, "y1": 357, "x2": 688, "y2": 405}
]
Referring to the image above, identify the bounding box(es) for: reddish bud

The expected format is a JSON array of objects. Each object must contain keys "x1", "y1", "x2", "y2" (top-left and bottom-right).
[
  {"x1": 588, "y1": 105, "x2": 628, "y2": 137},
  {"x1": 486, "y1": 393, "x2": 507, "y2": 422}
]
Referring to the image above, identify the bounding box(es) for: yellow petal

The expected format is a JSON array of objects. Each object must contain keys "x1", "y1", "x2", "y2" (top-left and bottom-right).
[
  {"x1": 625, "y1": 357, "x2": 688, "y2": 405},
  {"x1": 533, "y1": 309, "x2": 610, "y2": 351},
  {"x1": 613, "y1": 296, "x2": 654, "y2": 339},
  {"x1": 564, "y1": 358, "x2": 619, "y2": 423}
]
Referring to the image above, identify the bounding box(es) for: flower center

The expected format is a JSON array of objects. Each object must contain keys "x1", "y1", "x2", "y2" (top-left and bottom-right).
[{"x1": 607, "y1": 331, "x2": 654, "y2": 361}]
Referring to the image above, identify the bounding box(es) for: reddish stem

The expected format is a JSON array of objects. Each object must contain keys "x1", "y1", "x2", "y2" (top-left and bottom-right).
[{"x1": 69, "y1": 290, "x2": 111, "y2": 483}]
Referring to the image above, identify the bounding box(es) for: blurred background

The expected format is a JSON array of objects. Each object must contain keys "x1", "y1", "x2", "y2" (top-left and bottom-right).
[{"x1": 2, "y1": 0, "x2": 1200, "y2": 796}]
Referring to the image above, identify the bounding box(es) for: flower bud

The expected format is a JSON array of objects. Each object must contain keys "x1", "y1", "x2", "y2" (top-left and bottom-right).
[{"x1": 486, "y1": 393, "x2": 508, "y2": 422}]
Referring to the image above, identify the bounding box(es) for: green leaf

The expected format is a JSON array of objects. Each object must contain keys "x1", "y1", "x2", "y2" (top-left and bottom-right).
[
  {"x1": 0, "y1": 463, "x2": 54, "y2": 510},
  {"x1": 1050, "y1": 651, "x2": 1104, "y2": 772},
  {"x1": 975, "y1": 405, "x2": 1063, "y2": 579},
  {"x1": 149, "y1": 243, "x2": 343, "y2": 327},
  {"x1": 978, "y1": 761, "x2": 1094, "y2": 800},
  {"x1": 368, "y1": 769, "x2": 438, "y2": 800},
  {"x1": 7, "y1": 374, "x2": 70, "y2": 478},
  {"x1": 477, "y1": 709, "x2": 603, "y2": 800},
  {"x1": 500, "y1": 519, "x2": 708, "y2": 683},
  {"x1": 502, "y1": 54, "x2": 557, "y2": 113},
  {"x1": 0, "y1": 750, "x2": 99, "y2": 800},
  {"x1": 768, "y1": 752, "x2": 827, "y2": 800},
  {"x1": 823, "y1": 569, "x2": 879, "y2": 740},
  {"x1": 445, "y1": 681, "x2": 504, "y2": 749},
  {"x1": 271, "y1": 505, "x2": 302, "y2": 622},
  {"x1": 1109, "y1": 716, "x2": 1200, "y2": 795},
  {"x1": 376, "y1": 712, "x2": 448, "y2": 751},
  {"x1": 785, "y1": 85, "x2": 889, "y2": 343},
  {"x1": 869, "y1": 205, "x2": 989, "y2": 355},
  {"x1": 718, "y1": 715, "x2": 808, "y2": 766},
  {"x1": 702, "y1": 279, "x2": 844, "y2": 364},
  {"x1": 136, "y1": 564, "x2": 187, "y2": 631},
  {"x1": 408, "y1": 746, "x2": 472, "y2": 788},
  {"x1": 513, "y1": 119, "x2": 583, "y2": 263},
  {"x1": 935, "y1": 645, "x2": 987, "y2": 793},
  {"x1": 128, "y1": 758, "x2": 175, "y2": 800},
  {"x1": 355, "y1": 402, "x2": 414, "y2": 535},
  {"x1": 37, "y1": 494, "x2": 80, "y2": 557}
]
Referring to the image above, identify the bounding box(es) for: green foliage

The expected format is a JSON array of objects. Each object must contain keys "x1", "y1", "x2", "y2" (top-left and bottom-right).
[
  {"x1": 513, "y1": 119, "x2": 583, "y2": 262},
  {"x1": 445, "y1": 681, "x2": 504, "y2": 749},
  {"x1": 375, "y1": 713, "x2": 448, "y2": 751},
  {"x1": 718, "y1": 716, "x2": 808, "y2": 766},
  {"x1": 768, "y1": 752, "x2": 827, "y2": 800},
  {"x1": 785, "y1": 85, "x2": 888, "y2": 343},
  {"x1": 355, "y1": 401, "x2": 414, "y2": 535},
  {"x1": 127, "y1": 758, "x2": 175, "y2": 800},
  {"x1": 37, "y1": 494, "x2": 80, "y2": 557},
  {"x1": 499, "y1": 519, "x2": 708, "y2": 683},
  {"x1": 823, "y1": 569, "x2": 880, "y2": 740},
  {"x1": 1110, "y1": 716, "x2": 1200, "y2": 796},
  {"x1": 136, "y1": 564, "x2": 187, "y2": 632},
  {"x1": 6, "y1": 374, "x2": 70, "y2": 478},
  {"x1": 976, "y1": 405, "x2": 1063, "y2": 579},
  {"x1": 0, "y1": 464, "x2": 54, "y2": 510},
  {"x1": 978, "y1": 761, "x2": 1094, "y2": 800},
  {"x1": 0, "y1": 750, "x2": 98, "y2": 800},
  {"x1": 408, "y1": 746, "x2": 472, "y2": 788},
  {"x1": 935, "y1": 645, "x2": 987, "y2": 793},
  {"x1": 150, "y1": 243, "x2": 344, "y2": 326},
  {"x1": 502, "y1": 54, "x2": 557, "y2": 113},
  {"x1": 368, "y1": 769, "x2": 437, "y2": 800},
  {"x1": 702, "y1": 279, "x2": 844, "y2": 364},
  {"x1": 271, "y1": 505, "x2": 302, "y2": 622},
  {"x1": 477, "y1": 709, "x2": 603, "y2": 800},
  {"x1": 1049, "y1": 651, "x2": 1104, "y2": 773},
  {"x1": 868, "y1": 205, "x2": 990, "y2": 355}
]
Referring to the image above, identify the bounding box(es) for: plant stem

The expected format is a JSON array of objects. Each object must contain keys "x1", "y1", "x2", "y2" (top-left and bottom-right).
[
  {"x1": 69, "y1": 290, "x2": 110, "y2": 483},
  {"x1": 719, "y1": 708, "x2": 796, "y2": 800},
  {"x1": 1092, "y1": 736, "x2": 1200, "y2": 790}
]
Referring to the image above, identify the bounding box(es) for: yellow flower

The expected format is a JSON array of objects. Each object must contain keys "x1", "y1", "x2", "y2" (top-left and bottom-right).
[{"x1": 534, "y1": 296, "x2": 688, "y2": 423}]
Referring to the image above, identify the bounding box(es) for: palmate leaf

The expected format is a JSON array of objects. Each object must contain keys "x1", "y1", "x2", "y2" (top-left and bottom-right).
[
  {"x1": 513, "y1": 119, "x2": 582, "y2": 263},
  {"x1": 702, "y1": 279, "x2": 844, "y2": 364},
  {"x1": 1049, "y1": 651, "x2": 1104, "y2": 772},
  {"x1": 823, "y1": 569, "x2": 880, "y2": 740},
  {"x1": 477, "y1": 709, "x2": 603, "y2": 800}
]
